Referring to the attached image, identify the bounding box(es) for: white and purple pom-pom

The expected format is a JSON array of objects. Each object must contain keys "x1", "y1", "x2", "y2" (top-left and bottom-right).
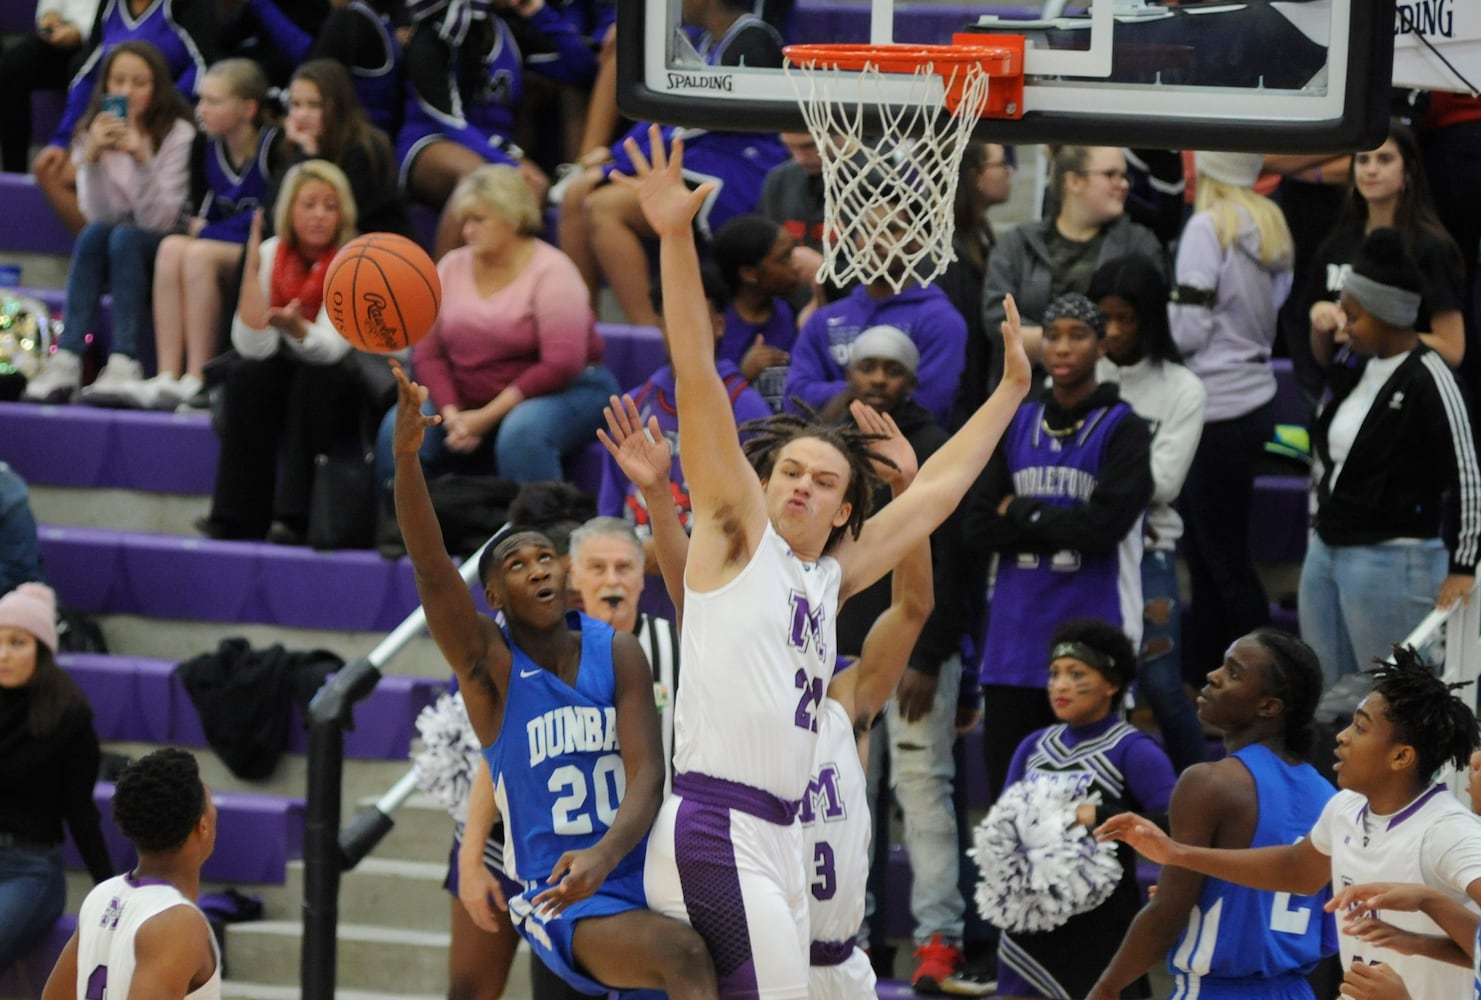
[
  {"x1": 969, "y1": 777, "x2": 1123, "y2": 934},
  {"x1": 412, "y1": 692, "x2": 482, "y2": 824}
]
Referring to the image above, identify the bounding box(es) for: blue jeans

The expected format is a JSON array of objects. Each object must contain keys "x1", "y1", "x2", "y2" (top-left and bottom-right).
[
  {"x1": 376, "y1": 366, "x2": 620, "y2": 486},
  {"x1": 0, "y1": 462, "x2": 45, "y2": 597},
  {"x1": 1137, "y1": 547, "x2": 1205, "y2": 773},
  {"x1": 62, "y1": 221, "x2": 165, "y2": 359},
  {"x1": 884, "y1": 655, "x2": 966, "y2": 943},
  {"x1": 0, "y1": 846, "x2": 64, "y2": 971},
  {"x1": 1299, "y1": 534, "x2": 1447, "y2": 688}
]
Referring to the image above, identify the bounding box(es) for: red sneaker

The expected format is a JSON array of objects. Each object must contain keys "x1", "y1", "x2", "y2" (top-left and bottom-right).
[{"x1": 911, "y1": 934, "x2": 964, "y2": 995}]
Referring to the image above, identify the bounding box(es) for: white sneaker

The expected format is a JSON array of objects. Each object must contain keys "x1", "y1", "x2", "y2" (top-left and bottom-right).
[
  {"x1": 79, "y1": 355, "x2": 151, "y2": 408},
  {"x1": 151, "y1": 372, "x2": 201, "y2": 411},
  {"x1": 21, "y1": 349, "x2": 82, "y2": 403},
  {"x1": 546, "y1": 162, "x2": 581, "y2": 206}
]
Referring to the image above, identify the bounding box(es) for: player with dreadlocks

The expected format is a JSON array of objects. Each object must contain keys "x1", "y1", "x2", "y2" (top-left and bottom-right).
[
  {"x1": 1100, "y1": 644, "x2": 1481, "y2": 1000},
  {"x1": 609, "y1": 125, "x2": 1031, "y2": 999}
]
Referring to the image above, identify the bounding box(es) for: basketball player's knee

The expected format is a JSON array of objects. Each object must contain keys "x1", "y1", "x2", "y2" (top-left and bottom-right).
[{"x1": 660, "y1": 926, "x2": 715, "y2": 983}]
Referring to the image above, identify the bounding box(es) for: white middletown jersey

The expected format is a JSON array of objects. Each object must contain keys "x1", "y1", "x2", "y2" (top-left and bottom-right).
[
  {"x1": 1311, "y1": 786, "x2": 1481, "y2": 1000},
  {"x1": 803, "y1": 697, "x2": 871, "y2": 946},
  {"x1": 75, "y1": 874, "x2": 221, "y2": 1000},
  {"x1": 673, "y1": 521, "x2": 841, "y2": 802}
]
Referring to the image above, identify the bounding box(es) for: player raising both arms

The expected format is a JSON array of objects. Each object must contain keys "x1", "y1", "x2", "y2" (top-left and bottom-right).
[
  {"x1": 611, "y1": 125, "x2": 1030, "y2": 999},
  {"x1": 599, "y1": 393, "x2": 935, "y2": 1000},
  {"x1": 390, "y1": 362, "x2": 718, "y2": 999},
  {"x1": 1097, "y1": 646, "x2": 1481, "y2": 1000}
]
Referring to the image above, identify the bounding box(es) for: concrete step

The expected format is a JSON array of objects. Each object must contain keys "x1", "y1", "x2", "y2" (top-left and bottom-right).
[
  {"x1": 283, "y1": 857, "x2": 452, "y2": 932},
  {"x1": 360, "y1": 796, "x2": 458, "y2": 864},
  {"x1": 225, "y1": 920, "x2": 453, "y2": 993},
  {"x1": 32, "y1": 484, "x2": 211, "y2": 535},
  {"x1": 91, "y1": 614, "x2": 452, "y2": 679},
  {"x1": 102, "y1": 742, "x2": 414, "y2": 815}
]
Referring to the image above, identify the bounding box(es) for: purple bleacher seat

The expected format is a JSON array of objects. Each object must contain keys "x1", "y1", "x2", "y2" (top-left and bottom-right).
[
  {"x1": 0, "y1": 402, "x2": 211, "y2": 492},
  {"x1": 1250, "y1": 474, "x2": 1309, "y2": 564},
  {"x1": 874, "y1": 980, "x2": 916, "y2": 1000},
  {"x1": 0, "y1": 914, "x2": 76, "y2": 1000},
  {"x1": 0, "y1": 173, "x2": 74, "y2": 256},
  {"x1": 63, "y1": 783, "x2": 305, "y2": 884},
  {"x1": 31, "y1": 88, "x2": 66, "y2": 149},
  {"x1": 61, "y1": 651, "x2": 440, "y2": 758},
  {"x1": 1270, "y1": 358, "x2": 1309, "y2": 429},
  {"x1": 597, "y1": 321, "x2": 667, "y2": 393},
  {"x1": 39, "y1": 525, "x2": 424, "y2": 631}
]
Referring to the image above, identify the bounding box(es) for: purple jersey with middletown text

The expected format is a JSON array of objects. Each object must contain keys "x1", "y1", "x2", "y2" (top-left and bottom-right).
[
  {"x1": 196, "y1": 128, "x2": 279, "y2": 244},
  {"x1": 980, "y1": 402, "x2": 1144, "y2": 688},
  {"x1": 672, "y1": 522, "x2": 840, "y2": 803},
  {"x1": 55, "y1": 0, "x2": 210, "y2": 148}
]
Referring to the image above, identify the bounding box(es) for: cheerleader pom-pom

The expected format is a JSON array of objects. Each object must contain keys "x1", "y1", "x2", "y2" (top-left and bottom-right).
[
  {"x1": 968, "y1": 777, "x2": 1123, "y2": 934},
  {"x1": 411, "y1": 692, "x2": 483, "y2": 824}
]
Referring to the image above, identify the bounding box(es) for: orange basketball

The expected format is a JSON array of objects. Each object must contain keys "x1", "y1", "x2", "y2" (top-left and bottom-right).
[{"x1": 325, "y1": 233, "x2": 441, "y2": 353}]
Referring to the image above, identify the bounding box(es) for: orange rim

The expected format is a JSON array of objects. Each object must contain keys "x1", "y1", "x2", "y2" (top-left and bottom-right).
[{"x1": 784, "y1": 42, "x2": 1017, "y2": 78}]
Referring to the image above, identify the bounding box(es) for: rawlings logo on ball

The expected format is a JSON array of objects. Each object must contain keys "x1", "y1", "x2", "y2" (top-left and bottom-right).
[{"x1": 361, "y1": 292, "x2": 402, "y2": 351}]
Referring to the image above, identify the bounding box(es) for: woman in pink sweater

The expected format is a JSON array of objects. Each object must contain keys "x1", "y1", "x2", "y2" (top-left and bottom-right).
[{"x1": 374, "y1": 164, "x2": 617, "y2": 484}]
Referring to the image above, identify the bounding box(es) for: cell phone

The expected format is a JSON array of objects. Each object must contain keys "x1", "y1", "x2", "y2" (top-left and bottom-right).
[{"x1": 101, "y1": 94, "x2": 129, "y2": 119}]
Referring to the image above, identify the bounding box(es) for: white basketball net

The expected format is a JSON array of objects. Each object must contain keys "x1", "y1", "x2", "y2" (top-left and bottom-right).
[{"x1": 785, "y1": 56, "x2": 993, "y2": 293}]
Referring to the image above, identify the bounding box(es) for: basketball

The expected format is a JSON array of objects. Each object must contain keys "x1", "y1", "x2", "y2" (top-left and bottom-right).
[{"x1": 325, "y1": 233, "x2": 441, "y2": 353}]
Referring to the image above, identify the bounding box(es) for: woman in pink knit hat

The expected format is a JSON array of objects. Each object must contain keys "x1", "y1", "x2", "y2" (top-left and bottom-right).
[{"x1": 0, "y1": 582, "x2": 114, "y2": 972}]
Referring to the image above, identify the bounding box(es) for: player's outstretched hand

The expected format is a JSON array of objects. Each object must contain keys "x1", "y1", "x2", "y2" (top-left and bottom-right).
[
  {"x1": 1095, "y1": 812, "x2": 1174, "y2": 865},
  {"x1": 1000, "y1": 293, "x2": 1031, "y2": 395},
  {"x1": 850, "y1": 400, "x2": 916, "y2": 488},
  {"x1": 1341, "y1": 916, "x2": 1435, "y2": 957},
  {"x1": 457, "y1": 852, "x2": 508, "y2": 934},
  {"x1": 532, "y1": 846, "x2": 616, "y2": 917},
  {"x1": 1338, "y1": 960, "x2": 1411, "y2": 1000},
  {"x1": 610, "y1": 123, "x2": 715, "y2": 240},
  {"x1": 1327, "y1": 882, "x2": 1435, "y2": 917},
  {"x1": 597, "y1": 394, "x2": 671, "y2": 492},
  {"x1": 389, "y1": 359, "x2": 440, "y2": 458}
]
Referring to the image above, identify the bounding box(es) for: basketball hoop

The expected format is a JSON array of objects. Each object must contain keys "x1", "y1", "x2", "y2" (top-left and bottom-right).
[{"x1": 784, "y1": 35, "x2": 1024, "y2": 293}]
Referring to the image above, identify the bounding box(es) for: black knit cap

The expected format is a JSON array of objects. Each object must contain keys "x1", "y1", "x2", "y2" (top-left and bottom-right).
[{"x1": 1351, "y1": 227, "x2": 1423, "y2": 294}]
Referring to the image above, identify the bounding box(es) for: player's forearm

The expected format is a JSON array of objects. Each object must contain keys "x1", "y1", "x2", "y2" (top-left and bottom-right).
[
  {"x1": 640, "y1": 481, "x2": 689, "y2": 620},
  {"x1": 660, "y1": 229, "x2": 722, "y2": 387},
  {"x1": 907, "y1": 369, "x2": 1028, "y2": 521},
  {"x1": 1420, "y1": 890, "x2": 1481, "y2": 959},
  {"x1": 1090, "y1": 899, "x2": 1189, "y2": 999},
  {"x1": 394, "y1": 447, "x2": 454, "y2": 576},
  {"x1": 593, "y1": 767, "x2": 663, "y2": 869},
  {"x1": 1165, "y1": 842, "x2": 1326, "y2": 896},
  {"x1": 463, "y1": 757, "x2": 498, "y2": 848}
]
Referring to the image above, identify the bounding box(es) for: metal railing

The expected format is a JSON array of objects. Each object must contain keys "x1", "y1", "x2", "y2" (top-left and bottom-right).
[
  {"x1": 1396, "y1": 580, "x2": 1481, "y2": 799},
  {"x1": 300, "y1": 542, "x2": 490, "y2": 1000}
]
